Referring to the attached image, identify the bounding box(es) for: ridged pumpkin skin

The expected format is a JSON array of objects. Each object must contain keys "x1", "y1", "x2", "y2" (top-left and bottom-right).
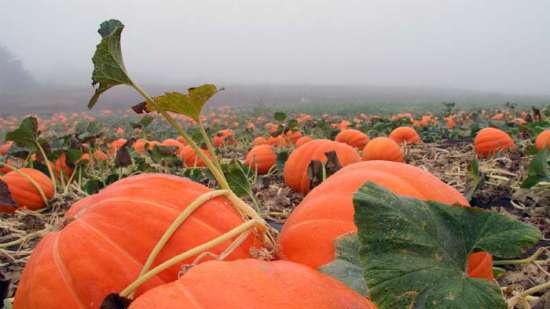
[
  {"x1": 129, "y1": 259, "x2": 378, "y2": 309},
  {"x1": 14, "y1": 174, "x2": 260, "y2": 309},
  {"x1": 535, "y1": 130, "x2": 550, "y2": 151},
  {"x1": 474, "y1": 127, "x2": 515, "y2": 158},
  {"x1": 362, "y1": 137, "x2": 404, "y2": 162},
  {"x1": 244, "y1": 145, "x2": 277, "y2": 174},
  {"x1": 335, "y1": 129, "x2": 369, "y2": 149},
  {"x1": 278, "y1": 161, "x2": 469, "y2": 269},
  {"x1": 161, "y1": 138, "x2": 185, "y2": 155},
  {"x1": 0, "y1": 168, "x2": 54, "y2": 213},
  {"x1": 389, "y1": 126, "x2": 421, "y2": 144},
  {"x1": 295, "y1": 136, "x2": 313, "y2": 148},
  {"x1": 283, "y1": 140, "x2": 361, "y2": 193}
]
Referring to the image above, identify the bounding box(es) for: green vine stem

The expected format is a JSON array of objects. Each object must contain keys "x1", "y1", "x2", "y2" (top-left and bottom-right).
[
  {"x1": 34, "y1": 141, "x2": 58, "y2": 193},
  {"x1": 494, "y1": 247, "x2": 547, "y2": 266},
  {"x1": 198, "y1": 122, "x2": 223, "y2": 172},
  {"x1": 120, "y1": 218, "x2": 262, "y2": 298},
  {"x1": 0, "y1": 162, "x2": 50, "y2": 208}
]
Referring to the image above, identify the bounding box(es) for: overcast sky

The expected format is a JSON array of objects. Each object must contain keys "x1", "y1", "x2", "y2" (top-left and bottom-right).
[{"x1": 1, "y1": 0, "x2": 549, "y2": 95}]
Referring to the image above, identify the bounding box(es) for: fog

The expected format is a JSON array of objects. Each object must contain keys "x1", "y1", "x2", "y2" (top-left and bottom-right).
[{"x1": 1, "y1": 0, "x2": 549, "y2": 97}]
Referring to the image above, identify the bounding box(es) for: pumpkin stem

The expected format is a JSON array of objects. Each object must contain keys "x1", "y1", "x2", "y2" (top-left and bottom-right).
[
  {"x1": 493, "y1": 247, "x2": 547, "y2": 266},
  {"x1": 119, "y1": 219, "x2": 263, "y2": 298},
  {"x1": 198, "y1": 121, "x2": 223, "y2": 172},
  {"x1": 0, "y1": 163, "x2": 50, "y2": 209}
]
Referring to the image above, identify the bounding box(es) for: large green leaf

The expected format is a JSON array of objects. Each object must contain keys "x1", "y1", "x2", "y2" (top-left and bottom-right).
[
  {"x1": 89, "y1": 19, "x2": 132, "y2": 109},
  {"x1": 320, "y1": 234, "x2": 368, "y2": 296},
  {"x1": 353, "y1": 182, "x2": 541, "y2": 309},
  {"x1": 521, "y1": 149, "x2": 549, "y2": 188},
  {"x1": 5, "y1": 117, "x2": 38, "y2": 149},
  {"x1": 144, "y1": 85, "x2": 218, "y2": 121},
  {"x1": 222, "y1": 160, "x2": 253, "y2": 197}
]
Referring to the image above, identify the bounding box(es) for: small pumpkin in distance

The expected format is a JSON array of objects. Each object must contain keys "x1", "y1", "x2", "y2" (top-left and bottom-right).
[
  {"x1": 0, "y1": 168, "x2": 54, "y2": 213},
  {"x1": 474, "y1": 127, "x2": 515, "y2": 158},
  {"x1": 362, "y1": 137, "x2": 404, "y2": 162},
  {"x1": 244, "y1": 145, "x2": 277, "y2": 174},
  {"x1": 389, "y1": 126, "x2": 421, "y2": 144},
  {"x1": 283, "y1": 139, "x2": 361, "y2": 193},
  {"x1": 535, "y1": 130, "x2": 550, "y2": 151},
  {"x1": 179, "y1": 145, "x2": 213, "y2": 167},
  {"x1": 161, "y1": 138, "x2": 185, "y2": 154},
  {"x1": 252, "y1": 136, "x2": 269, "y2": 146},
  {"x1": 295, "y1": 136, "x2": 313, "y2": 148},
  {"x1": 335, "y1": 129, "x2": 369, "y2": 149},
  {"x1": 129, "y1": 259, "x2": 378, "y2": 309}
]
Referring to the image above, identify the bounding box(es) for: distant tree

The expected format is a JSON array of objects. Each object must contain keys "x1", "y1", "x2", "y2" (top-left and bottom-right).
[{"x1": 0, "y1": 44, "x2": 35, "y2": 93}]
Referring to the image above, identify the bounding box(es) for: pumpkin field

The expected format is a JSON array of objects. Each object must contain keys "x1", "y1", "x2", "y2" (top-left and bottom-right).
[{"x1": 0, "y1": 19, "x2": 549, "y2": 309}]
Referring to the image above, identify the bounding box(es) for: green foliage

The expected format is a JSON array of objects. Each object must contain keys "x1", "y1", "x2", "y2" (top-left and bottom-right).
[
  {"x1": 521, "y1": 149, "x2": 549, "y2": 188},
  {"x1": 5, "y1": 117, "x2": 39, "y2": 150},
  {"x1": 353, "y1": 182, "x2": 541, "y2": 309},
  {"x1": 146, "y1": 85, "x2": 219, "y2": 121}
]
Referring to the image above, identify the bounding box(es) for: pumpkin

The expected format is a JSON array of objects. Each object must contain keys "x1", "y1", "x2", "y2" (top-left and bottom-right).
[
  {"x1": 335, "y1": 129, "x2": 369, "y2": 149},
  {"x1": 93, "y1": 149, "x2": 109, "y2": 161},
  {"x1": 110, "y1": 138, "x2": 128, "y2": 156},
  {"x1": 278, "y1": 160, "x2": 469, "y2": 269},
  {"x1": 362, "y1": 137, "x2": 404, "y2": 162},
  {"x1": 179, "y1": 145, "x2": 212, "y2": 167},
  {"x1": 161, "y1": 138, "x2": 185, "y2": 154},
  {"x1": 133, "y1": 139, "x2": 160, "y2": 154},
  {"x1": 252, "y1": 136, "x2": 269, "y2": 146},
  {"x1": 0, "y1": 168, "x2": 54, "y2": 213},
  {"x1": 535, "y1": 130, "x2": 550, "y2": 151},
  {"x1": 244, "y1": 145, "x2": 277, "y2": 174},
  {"x1": 295, "y1": 136, "x2": 313, "y2": 148},
  {"x1": 285, "y1": 130, "x2": 302, "y2": 144},
  {"x1": 267, "y1": 135, "x2": 288, "y2": 147},
  {"x1": 467, "y1": 252, "x2": 494, "y2": 280},
  {"x1": 283, "y1": 139, "x2": 361, "y2": 193},
  {"x1": 53, "y1": 153, "x2": 73, "y2": 179},
  {"x1": 129, "y1": 259, "x2": 378, "y2": 309},
  {"x1": 389, "y1": 126, "x2": 421, "y2": 144},
  {"x1": 0, "y1": 141, "x2": 13, "y2": 155},
  {"x1": 474, "y1": 127, "x2": 515, "y2": 158},
  {"x1": 14, "y1": 173, "x2": 261, "y2": 309}
]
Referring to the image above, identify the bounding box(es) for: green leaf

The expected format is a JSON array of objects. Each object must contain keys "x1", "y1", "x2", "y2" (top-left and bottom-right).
[
  {"x1": 222, "y1": 160, "x2": 253, "y2": 197},
  {"x1": 320, "y1": 234, "x2": 368, "y2": 296},
  {"x1": 464, "y1": 158, "x2": 484, "y2": 201},
  {"x1": 274, "y1": 111, "x2": 287, "y2": 122},
  {"x1": 521, "y1": 149, "x2": 549, "y2": 188},
  {"x1": 89, "y1": 19, "x2": 132, "y2": 109},
  {"x1": 276, "y1": 150, "x2": 288, "y2": 174},
  {"x1": 353, "y1": 182, "x2": 542, "y2": 309},
  {"x1": 145, "y1": 85, "x2": 218, "y2": 121},
  {"x1": 5, "y1": 117, "x2": 38, "y2": 149}
]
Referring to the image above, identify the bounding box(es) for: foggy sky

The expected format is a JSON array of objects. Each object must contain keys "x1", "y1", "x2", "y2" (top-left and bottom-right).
[{"x1": 1, "y1": 0, "x2": 549, "y2": 95}]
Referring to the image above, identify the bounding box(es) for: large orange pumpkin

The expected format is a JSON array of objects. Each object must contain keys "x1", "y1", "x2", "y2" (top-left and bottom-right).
[
  {"x1": 474, "y1": 127, "x2": 515, "y2": 158},
  {"x1": 535, "y1": 130, "x2": 550, "y2": 151},
  {"x1": 335, "y1": 129, "x2": 369, "y2": 149},
  {"x1": 14, "y1": 173, "x2": 261, "y2": 309},
  {"x1": 244, "y1": 145, "x2": 277, "y2": 174},
  {"x1": 283, "y1": 139, "x2": 361, "y2": 193},
  {"x1": 362, "y1": 137, "x2": 404, "y2": 162},
  {"x1": 129, "y1": 259, "x2": 378, "y2": 309},
  {"x1": 179, "y1": 145, "x2": 213, "y2": 167},
  {"x1": 389, "y1": 126, "x2": 421, "y2": 144},
  {"x1": 278, "y1": 161, "x2": 469, "y2": 269},
  {"x1": 0, "y1": 168, "x2": 54, "y2": 213}
]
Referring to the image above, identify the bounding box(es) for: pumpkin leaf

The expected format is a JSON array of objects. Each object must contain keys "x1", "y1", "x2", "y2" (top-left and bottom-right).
[
  {"x1": 274, "y1": 111, "x2": 287, "y2": 122},
  {"x1": 130, "y1": 115, "x2": 154, "y2": 129},
  {"x1": 320, "y1": 234, "x2": 368, "y2": 296},
  {"x1": 0, "y1": 179, "x2": 17, "y2": 210},
  {"x1": 137, "y1": 85, "x2": 218, "y2": 121},
  {"x1": 276, "y1": 150, "x2": 288, "y2": 174},
  {"x1": 222, "y1": 160, "x2": 253, "y2": 197},
  {"x1": 89, "y1": 19, "x2": 132, "y2": 109},
  {"x1": 114, "y1": 140, "x2": 134, "y2": 167},
  {"x1": 520, "y1": 149, "x2": 549, "y2": 188},
  {"x1": 464, "y1": 158, "x2": 484, "y2": 201},
  {"x1": 353, "y1": 182, "x2": 542, "y2": 309},
  {"x1": 100, "y1": 293, "x2": 132, "y2": 309},
  {"x1": 5, "y1": 117, "x2": 38, "y2": 150}
]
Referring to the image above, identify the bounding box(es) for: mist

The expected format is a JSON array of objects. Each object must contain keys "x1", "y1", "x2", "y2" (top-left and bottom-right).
[{"x1": 1, "y1": 0, "x2": 549, "y2": 101}]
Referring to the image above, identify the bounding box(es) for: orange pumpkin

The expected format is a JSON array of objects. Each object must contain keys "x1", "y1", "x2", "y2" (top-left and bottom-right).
[
  {"x1": 0, "y1": 168, "x2": 54, "y2": 213},
  {"x1": 362, "y1": 137, "x2": 404, "y2": 162},
  {"x1": 93, "y1": 149, "x2": 109, "y2": 161},
  {"x1": 467, "y1": 252, "x2": 494, "y2": 280},
  {"x1": 285, "y1": 130, "x2": 302, "y2": 144},
  {"x1": 133, "y1": 139, "x2": 160, "y2": 154},
  {"x1": 278, "y1": 160, "x2": 469, "y2": 269},
  {"x1": 244, "y1": 145, "x2": 277, "y2": 174},
  {"x1": 180, "y1": 145, "x2": 213, "y2": 167},
  {"x1": 535, "y1": 130, "x2": 550, "y2": 151},
  {"x1": 14, "y1": 174, "x2": 261, "y2": 309},
  {"x1": 129, "y1": 259, "x2": 378, "y2": 309},
  {"x1": 0, "y1": 141, "x2": 13, "y2": 156},
  {"x1": 335, "y1": 129, "x2": 369, "y2": 149},
  {"x1": 252, "y1": 136, "x2": 269, "y2": 146},
  {"x1": 389, "y1": 126, "x2": 421, "y2": 144},
  {"x1": 295, "y1": 136, "x2": 313, "y2": 148},
  {"x1": 283, "y1": 139, "x2": 361, "y2": 193},
  {"x1": 110, "y1": 138, "x2": 128, "y2": 156},
  {"x1": 161, "y1": 138, "x2": 185, "y2": 154},
  {"x1": 54, "y1": 153, "x2": 73, "y2": 179},
  {"x1": 268, "y1": 135, "x2": 288, "y2": 147},
  {"x1": 474, "y1": 127, "x2": 515, "y2": 158}
]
